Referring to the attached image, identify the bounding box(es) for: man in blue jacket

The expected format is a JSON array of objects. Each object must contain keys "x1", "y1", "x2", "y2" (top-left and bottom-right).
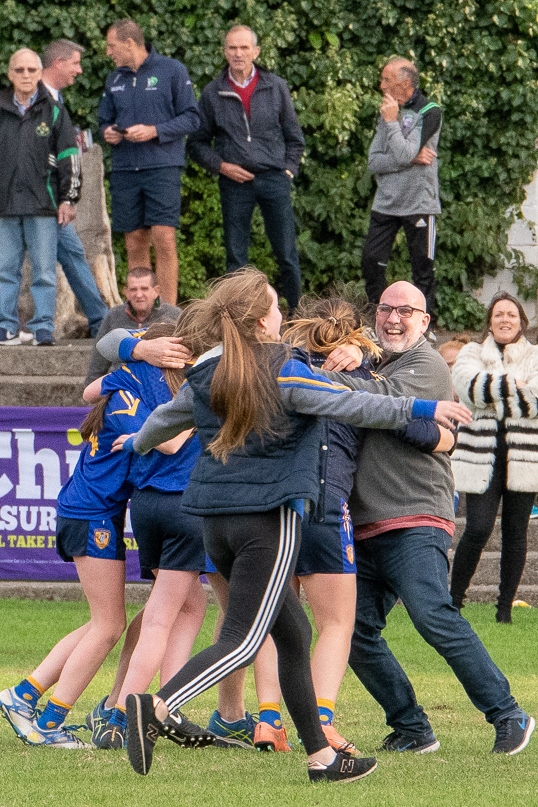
[
  {"x1": 99, "y1": 19, "x2": 199, "y2": 305},
  {"x1": 187, "y1": 25, "x2": 305, "y2": 312}
]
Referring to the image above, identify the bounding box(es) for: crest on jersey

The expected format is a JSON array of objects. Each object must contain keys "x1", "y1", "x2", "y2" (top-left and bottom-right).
[
  {"x1": 147, "y1": 76, "x2": 158, "y2": 89},
  {"x1": 94, "y1": 528, "x2": 111, "y2": 549},
  {"x1": 341, "y1": 501, "x2": 353, "y2": 539},
  {"x1": 36, "y1": 122, "x2": 50, "y2": 136}
]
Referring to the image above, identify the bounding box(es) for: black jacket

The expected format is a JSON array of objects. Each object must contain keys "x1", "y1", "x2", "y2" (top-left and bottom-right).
[
  {"x1": 0, "y1": 83, "x2": 80, "y2": 217},
  {"x1": 187, "y1": 65, "x2": 304, "y2": 176},
  {"x1": 182, "y1": 345, "x2": 324, "y2": 516}
]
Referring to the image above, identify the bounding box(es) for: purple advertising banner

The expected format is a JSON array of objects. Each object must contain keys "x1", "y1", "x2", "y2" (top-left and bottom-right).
[{"x1": 0, "y1": 407, "x2": 140, "y2": 582}]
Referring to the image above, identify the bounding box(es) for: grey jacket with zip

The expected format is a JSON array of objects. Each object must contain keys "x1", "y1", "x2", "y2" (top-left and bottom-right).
[
  {"x1": 186, "y1": 65, "x2": 304, "y2": 176},
  {"x1": 368, "y1": 89, "x2": 441, "y2": 216}
]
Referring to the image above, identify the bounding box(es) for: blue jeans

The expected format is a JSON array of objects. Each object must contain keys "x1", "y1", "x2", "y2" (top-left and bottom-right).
[
  {"x1": 57, "y1": 224, "x2": 108, "y2": 336},
  {"x1": 219, "y1": 170, "x2": 302, "y2": 310},
  {"x1": 0, "y1": 217, "x2": 58, "y2": 334},
  {"x1": 349, "y1": 526, "x2": 521, "y2": 737}
]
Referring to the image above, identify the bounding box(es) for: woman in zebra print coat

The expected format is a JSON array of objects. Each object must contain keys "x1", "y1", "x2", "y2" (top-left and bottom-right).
[{"x1": 450, "y1": 292, "x2": 538, "y2": 623}]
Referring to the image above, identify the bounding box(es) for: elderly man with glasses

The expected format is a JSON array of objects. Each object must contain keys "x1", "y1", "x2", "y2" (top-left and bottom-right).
[
  {"x1": 0, "y1": 48, "x2": 80, "y2": 346},
  {"x1": 319, "y1": 280, "x2": 535, "y2": 758}
]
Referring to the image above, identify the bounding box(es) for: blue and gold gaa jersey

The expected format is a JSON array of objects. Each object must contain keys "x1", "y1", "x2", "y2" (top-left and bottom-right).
[
  {"x1": 57, "y1": 387, "x2": 152, "y2": 519},
  {"x1": 101, "y1": 361, "x2": 202, "y2": 493}
]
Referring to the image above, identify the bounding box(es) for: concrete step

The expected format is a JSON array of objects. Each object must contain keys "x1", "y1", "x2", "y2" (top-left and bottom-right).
[
  {"x1": 0, "y1": 342, "x2": 93, "y2": 376},
  {"x1": 0, "y1": 376, "x2": 88, "y2": 407},
  {"x1": 0, "y1": 341, "x2": 93, "y2": 406}
]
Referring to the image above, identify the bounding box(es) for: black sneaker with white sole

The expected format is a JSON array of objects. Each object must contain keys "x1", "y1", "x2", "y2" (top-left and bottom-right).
[
  {"x1": 492, "y1": 713, "x2": 535, "y2": 755},
  {"x1": 160, "y1": 710, "x2": 216, "y2": 749},
  {"x1": 126, "y1": 693, "x2": 162, "y2": 775},
  {"x1": 308, "y1": 751, "x2": 377, "y2": 783},
  {"x1": 380, "y1": 730, "x2": 440, "y2": 754}
]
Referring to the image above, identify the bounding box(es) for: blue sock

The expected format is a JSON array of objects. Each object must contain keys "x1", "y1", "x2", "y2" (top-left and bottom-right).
[
  {"x1": 14, "y1": 677, "x2": 44, "y2": 710},
  {"x1": 258, "y1": 702, "x2": 283, "y2": 729},
  {"x1": 109, "y1": 707, "x2": 127, "y2": 730},
  {"x1": 36, "y1": 698, "x2": 71, "y2": 731}
]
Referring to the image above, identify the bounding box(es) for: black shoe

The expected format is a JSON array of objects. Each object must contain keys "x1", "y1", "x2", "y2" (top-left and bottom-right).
[
  {"x1": 126, "y1": 694, "x2": 161, "y2": 776},
  {"x1": 160, "y1": 709, "x2": 216, "y2": 749},
  {"x1": 93, "y1": 721, "x2": 126, "y2": 749},
  {"x1": 380, "y1": 730, "x2": 440, "y2": 754},
  {"x1": 496, "y1": 607, "x2": 512, "y2": 624},
  {"x1": 308, "y1": 751, "x2": 377, "y2": 783},
  {"x1": 492, "y1": 713, "x2": 535, "y2": 755}
]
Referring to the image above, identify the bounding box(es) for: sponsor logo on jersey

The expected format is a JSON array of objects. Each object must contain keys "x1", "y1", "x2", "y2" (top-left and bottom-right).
[
  {"x1": 94, "y1": 528, "x2": 111, "y2": 549},
  {"x1": 111, "y1": 85, "x2": 125, "y2": 92},
  {"x1": 35, "y1": 122, "x2": 50, "y2": 137}
]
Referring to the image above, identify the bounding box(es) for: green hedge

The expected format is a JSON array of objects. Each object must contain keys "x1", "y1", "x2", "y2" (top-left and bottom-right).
[{"x1": 3, "y1": 0, "x2": 538, "y2": 327}]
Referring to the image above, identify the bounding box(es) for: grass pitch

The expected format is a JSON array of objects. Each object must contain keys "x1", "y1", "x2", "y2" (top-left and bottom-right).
[{"x1": 0, "y1": 598, "x2": 537, "y2": 807}]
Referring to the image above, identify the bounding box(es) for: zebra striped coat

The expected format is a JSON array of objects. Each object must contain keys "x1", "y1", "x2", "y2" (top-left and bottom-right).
[{"x1": 451, "y1": 334, "x2": 538, "y2": 493}]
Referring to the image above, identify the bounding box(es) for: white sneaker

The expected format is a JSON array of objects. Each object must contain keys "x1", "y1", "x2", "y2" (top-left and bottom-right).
[
  {"x1": 25, "y1": 722, "x2": 92, "y2": 749},
  {"x1": 0, "y1": 687, "x2": 37, "y2": 738},
  {"x1": 0, "y1": 329, "x2": 21, "y2": 345}
]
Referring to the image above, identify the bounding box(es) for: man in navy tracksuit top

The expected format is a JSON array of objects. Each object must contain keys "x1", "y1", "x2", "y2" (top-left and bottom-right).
[
  {"x1": 187, "y1": 25, "x2": 305, "y2": 311},
  {"x1": 98, "y1": 19, "x2": 199, "y2": 305},
  {"x1": 361, "y1": 58, "x2": 441, "y2": 327}
]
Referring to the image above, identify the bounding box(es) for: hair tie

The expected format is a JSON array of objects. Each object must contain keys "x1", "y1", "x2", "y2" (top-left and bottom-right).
[
  {"x1": 218, "y1": 304, "x2": 230, "y2": 317},
  {"x1": 328, "y1": 316, "x2": 338, "y2": 325}
]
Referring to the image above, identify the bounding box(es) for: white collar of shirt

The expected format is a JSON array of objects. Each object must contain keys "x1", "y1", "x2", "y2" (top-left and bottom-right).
[
  {"x1": 13, "y1": 89, "x2": 38, "y2": 115},
  {"x1": 43, "y1": 81, "x2": 60, "y2": 101},
  {"x1": 227, "y1": 65, "x2": 257, "y2": 89}
]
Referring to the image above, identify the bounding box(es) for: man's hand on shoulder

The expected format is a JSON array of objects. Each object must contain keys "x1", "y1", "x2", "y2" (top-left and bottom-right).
[
  {"x1": 322, "y1": 344, "x2": 363, "y2": 372},
  {"x1": 124, "y1": 125, "x2": 158, "y2": 142},
  {"x1": 412, "y1": 147, "x2": 437, "y2": 166},
  {"x1": 380, "y1": 93, "x2": 399, "y2": 122},
  {"x1": 132, "y1": 336, "x2": 192, "y2": 368},
  {"x1": 219, "y1": 162, "x2": 255, "y2": 183}
]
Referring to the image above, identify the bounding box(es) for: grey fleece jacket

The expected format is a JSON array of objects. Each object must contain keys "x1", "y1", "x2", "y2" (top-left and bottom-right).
[
  {"x1": 320, "y1": 338, "x2": 455, "y2": 526},
  {"x1": 368, "y1": 90, "x2": 441, "y2": 217}
]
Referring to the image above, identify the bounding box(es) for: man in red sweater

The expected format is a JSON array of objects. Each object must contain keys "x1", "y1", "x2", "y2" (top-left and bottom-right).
[{"x1": 187, "y1": 25, "x2": 305, "y2": 312}]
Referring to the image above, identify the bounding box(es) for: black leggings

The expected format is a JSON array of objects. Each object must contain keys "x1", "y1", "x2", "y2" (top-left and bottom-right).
[
  {"x1": 158, "y1": 506, "x2": 327, "y2": 756},
  {"x1": 450, "y1": 441, "x2": 534, "y2": 610}
]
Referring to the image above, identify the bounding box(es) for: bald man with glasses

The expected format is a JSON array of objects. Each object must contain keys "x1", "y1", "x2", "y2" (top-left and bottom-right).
[
  {"x1": 0, "y1": 48, "x2": 80, "y2": 346},
  {"x1": 319, "y1": 280, "x2": 535, "y2": 758}
]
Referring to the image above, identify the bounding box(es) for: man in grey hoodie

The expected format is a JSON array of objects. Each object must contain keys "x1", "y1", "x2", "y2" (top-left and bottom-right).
[{"x1": 361, "y1": 59, "x2": 441, "y2": 327}]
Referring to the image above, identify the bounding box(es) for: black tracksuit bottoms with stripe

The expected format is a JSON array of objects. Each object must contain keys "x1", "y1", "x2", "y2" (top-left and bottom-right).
[
  {"x1": 361, "y1": 210, "x2": 437, "y2": 321},
  {"x1": 157, "y1": 505, "x2": 328, "y2": 756}
]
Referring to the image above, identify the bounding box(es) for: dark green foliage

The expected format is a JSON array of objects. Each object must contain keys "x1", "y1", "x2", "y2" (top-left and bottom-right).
[{"x1": 3, "y1": 0, "x2": 538, "y2": 325}]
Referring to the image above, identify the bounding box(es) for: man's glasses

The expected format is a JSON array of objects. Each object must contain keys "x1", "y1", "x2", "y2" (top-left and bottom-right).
[
  {"x1": 376, "y1": 304, "x2": 425, "y2": 319},
  {"x1": 12, "y1": 67, "x2": 39, "y2": 74}
]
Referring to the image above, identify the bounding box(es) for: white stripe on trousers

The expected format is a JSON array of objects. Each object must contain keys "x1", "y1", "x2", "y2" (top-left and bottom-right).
[
  {"x1": 164, "y1": 506, "x2": 298, "y2": 713},
  {"x1": 427, "y1": 215, "x2": 436, "y2": 260}
]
